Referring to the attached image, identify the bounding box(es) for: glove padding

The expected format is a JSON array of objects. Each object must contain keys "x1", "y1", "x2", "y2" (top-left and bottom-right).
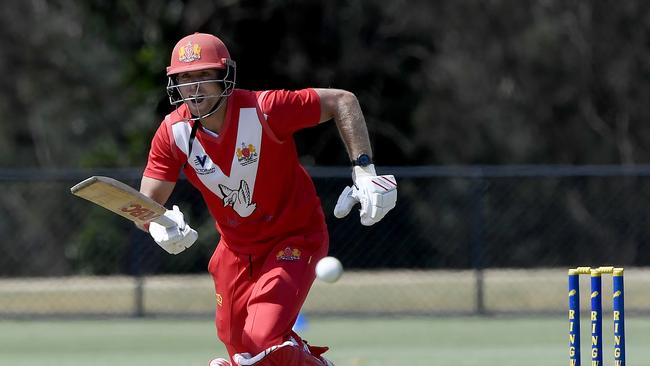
[
  {"x1": 334, "y1": 164, "x2": 397, "y2": 226},
  {"x1": 149, "y1": 205, "x2": 198, "y2": 254}
]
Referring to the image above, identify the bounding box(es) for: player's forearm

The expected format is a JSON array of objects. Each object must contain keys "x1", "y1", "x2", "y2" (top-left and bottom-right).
[
  {"x1": 140, "y1": 176, "x2": 176, "y2": 206},
  {"x1": 334, "y1": 95, "x2": 373, "y2": 160},
  {"x1": 316, "y1": 89, "x2": 373, "y2": 160}
]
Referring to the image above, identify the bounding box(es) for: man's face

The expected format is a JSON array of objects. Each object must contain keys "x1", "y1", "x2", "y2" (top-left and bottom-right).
[{"x1": 175, "y1": 69, "x2": 224, "y2": 116}]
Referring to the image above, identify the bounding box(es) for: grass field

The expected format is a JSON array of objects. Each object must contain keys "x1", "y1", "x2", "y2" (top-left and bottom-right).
[
  {"x1": 2, "y1": 269, "x2": 649, "y2": 365},
  {"x1": 2, "y1": 316, "x2": 650, "y2": 366}
]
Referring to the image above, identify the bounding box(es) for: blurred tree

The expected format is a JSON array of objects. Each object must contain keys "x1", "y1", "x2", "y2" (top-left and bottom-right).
[
  {"x1": 3, "y1": 0, "x2": 650, "y2": 168},
  {"x1": 3, "y1": 0, "x2": 650, "y2": 274}
]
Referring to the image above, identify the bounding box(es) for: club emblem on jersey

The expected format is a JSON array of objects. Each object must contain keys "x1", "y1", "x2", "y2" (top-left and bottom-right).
[
  {"x1": 276, "y1": 247, "x2": 301, "y2": 261},
  {"x1": 236, "y1": 142, "x2": 258, "y2": 166},
  {"x1": 218, "y1": 180, "x2": 257, "y2": 217},
  {"x1": 178, "y1": 42, "x2": 201, "y2": 63}
]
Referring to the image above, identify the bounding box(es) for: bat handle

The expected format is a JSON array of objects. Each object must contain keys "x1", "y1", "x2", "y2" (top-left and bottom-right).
[{"x1": 152, "y1": 214, "x2": 178, "y2": 228}]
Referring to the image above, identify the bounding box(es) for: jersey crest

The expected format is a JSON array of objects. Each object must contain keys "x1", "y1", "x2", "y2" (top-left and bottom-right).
[{"x1": 236, "y1": 142, "x2": 258, "y2": 166}]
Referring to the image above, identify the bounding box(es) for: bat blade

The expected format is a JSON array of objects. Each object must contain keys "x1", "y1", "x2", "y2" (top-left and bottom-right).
[{"x1": 70, "y1": 176, "x2": 176, "y2": 228}]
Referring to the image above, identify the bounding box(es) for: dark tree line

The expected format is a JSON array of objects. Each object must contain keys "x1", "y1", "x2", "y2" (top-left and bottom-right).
[
  {"x1": 3, "y1": 0, "x2": 650, "y2": 169},
  {"x1": 2, "y1": 1, "x2": 650, "y2": 275}
]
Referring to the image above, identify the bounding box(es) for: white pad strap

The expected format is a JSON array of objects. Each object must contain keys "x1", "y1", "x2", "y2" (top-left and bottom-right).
[
  {"x1": 233, "y1": 338, "x2": 299, "y2": 366},
  {"x1": 209, "y1": 358, "x2": 231, "y2": 366}
]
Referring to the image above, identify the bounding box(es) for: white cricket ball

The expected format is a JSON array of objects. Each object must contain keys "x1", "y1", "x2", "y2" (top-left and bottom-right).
[{"x1": 316, "y1": 256, "x2": 343, "y2": 283}]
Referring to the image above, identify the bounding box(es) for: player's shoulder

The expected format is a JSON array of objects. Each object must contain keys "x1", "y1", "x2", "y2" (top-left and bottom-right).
[
  {"x1": 161, "y1": 104, "x2": 191, "y2": 126},
  {"x1": 254, "y1": 88, "x2": 316, "y2": 97},
  {"x1": 228, "y1": 88, "x2": 309, "y2": 110},
  {"x1": 254, "y1": 88, "x2": 318, "y2": 108}
]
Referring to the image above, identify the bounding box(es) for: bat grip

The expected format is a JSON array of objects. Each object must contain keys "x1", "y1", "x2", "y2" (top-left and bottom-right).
[{"x1": 152, "y1": 214, "x2": 178, "y2": 228}]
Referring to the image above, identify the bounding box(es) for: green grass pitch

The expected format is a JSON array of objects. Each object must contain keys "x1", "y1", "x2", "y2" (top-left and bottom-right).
[{"x1": 2, "y1": 316, "x2": 650, "y2": 366}]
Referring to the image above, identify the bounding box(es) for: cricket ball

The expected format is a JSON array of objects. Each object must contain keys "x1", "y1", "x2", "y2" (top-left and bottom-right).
[{"x1": 315, "y1": 256, "x2": 344, "y2": 283}]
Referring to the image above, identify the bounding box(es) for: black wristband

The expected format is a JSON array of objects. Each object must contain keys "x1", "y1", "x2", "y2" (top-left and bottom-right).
[{"x1": 351, "y1": 153, "x2": 372, "y2": 167}]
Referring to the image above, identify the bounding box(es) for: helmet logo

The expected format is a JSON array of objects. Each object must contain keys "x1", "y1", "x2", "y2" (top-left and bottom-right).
[{"x1": 178, "y1": 42, "x2": 201, "y2": 63}]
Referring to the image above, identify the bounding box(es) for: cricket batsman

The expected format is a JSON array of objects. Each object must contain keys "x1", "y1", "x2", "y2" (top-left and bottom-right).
[{"x1": 139, "y1": 33, "x2": 397, "y2": 366}]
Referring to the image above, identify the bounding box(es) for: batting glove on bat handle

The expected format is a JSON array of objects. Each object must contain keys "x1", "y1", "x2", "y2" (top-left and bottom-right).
[
  {"x1": 333, "y1": 165, "x2": 398, "y2": 226},
  {"x1": 149, "y1": 205, "x2": 198, "y2": 254}
]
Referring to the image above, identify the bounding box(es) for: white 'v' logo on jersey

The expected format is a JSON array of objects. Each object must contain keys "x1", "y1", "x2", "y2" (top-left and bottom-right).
[{"x1": 172, "y1": 108, "x2": 262, "y2": 217}]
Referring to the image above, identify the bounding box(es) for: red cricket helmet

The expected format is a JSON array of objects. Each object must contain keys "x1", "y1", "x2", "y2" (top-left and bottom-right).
[{"x1": 166, "y1": 33, "x2": 233, "y2": 76}]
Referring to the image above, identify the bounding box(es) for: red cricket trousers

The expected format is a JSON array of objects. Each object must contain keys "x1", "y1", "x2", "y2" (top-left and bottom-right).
[{"x1": 208, "y1": 229, "x2": 328, "y2": 364}]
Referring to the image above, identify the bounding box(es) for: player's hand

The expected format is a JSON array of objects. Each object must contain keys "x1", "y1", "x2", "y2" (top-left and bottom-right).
[
  {"x1": 149, "y1": 205, "x2": 198, "y2": 254},
  {"x1": 334, "y1": 164, "x2": 397, "y2": 226}
]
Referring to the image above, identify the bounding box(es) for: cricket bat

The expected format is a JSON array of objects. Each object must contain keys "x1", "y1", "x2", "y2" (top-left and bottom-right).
[{"x1": 70, "y1": 176, "x2": 176, "y2": 228}]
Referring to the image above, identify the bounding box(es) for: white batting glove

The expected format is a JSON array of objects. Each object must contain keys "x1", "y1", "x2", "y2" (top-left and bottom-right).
[
  {"x1": 334, "y1": 164, "x2": 397, "y2": 226},
  {"x1": 149, "y1": 205, "x2": 198, "y2": 255}
]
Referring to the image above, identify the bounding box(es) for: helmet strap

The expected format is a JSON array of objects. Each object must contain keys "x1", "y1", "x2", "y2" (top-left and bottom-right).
[{"x1": 183, "y1": 120, "x2": 202, "y2": 168}]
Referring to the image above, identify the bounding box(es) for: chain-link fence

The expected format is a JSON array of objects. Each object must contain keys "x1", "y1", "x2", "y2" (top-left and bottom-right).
[{"x1": 1, "y1": 166, "x2": 650, "y2": 318}]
